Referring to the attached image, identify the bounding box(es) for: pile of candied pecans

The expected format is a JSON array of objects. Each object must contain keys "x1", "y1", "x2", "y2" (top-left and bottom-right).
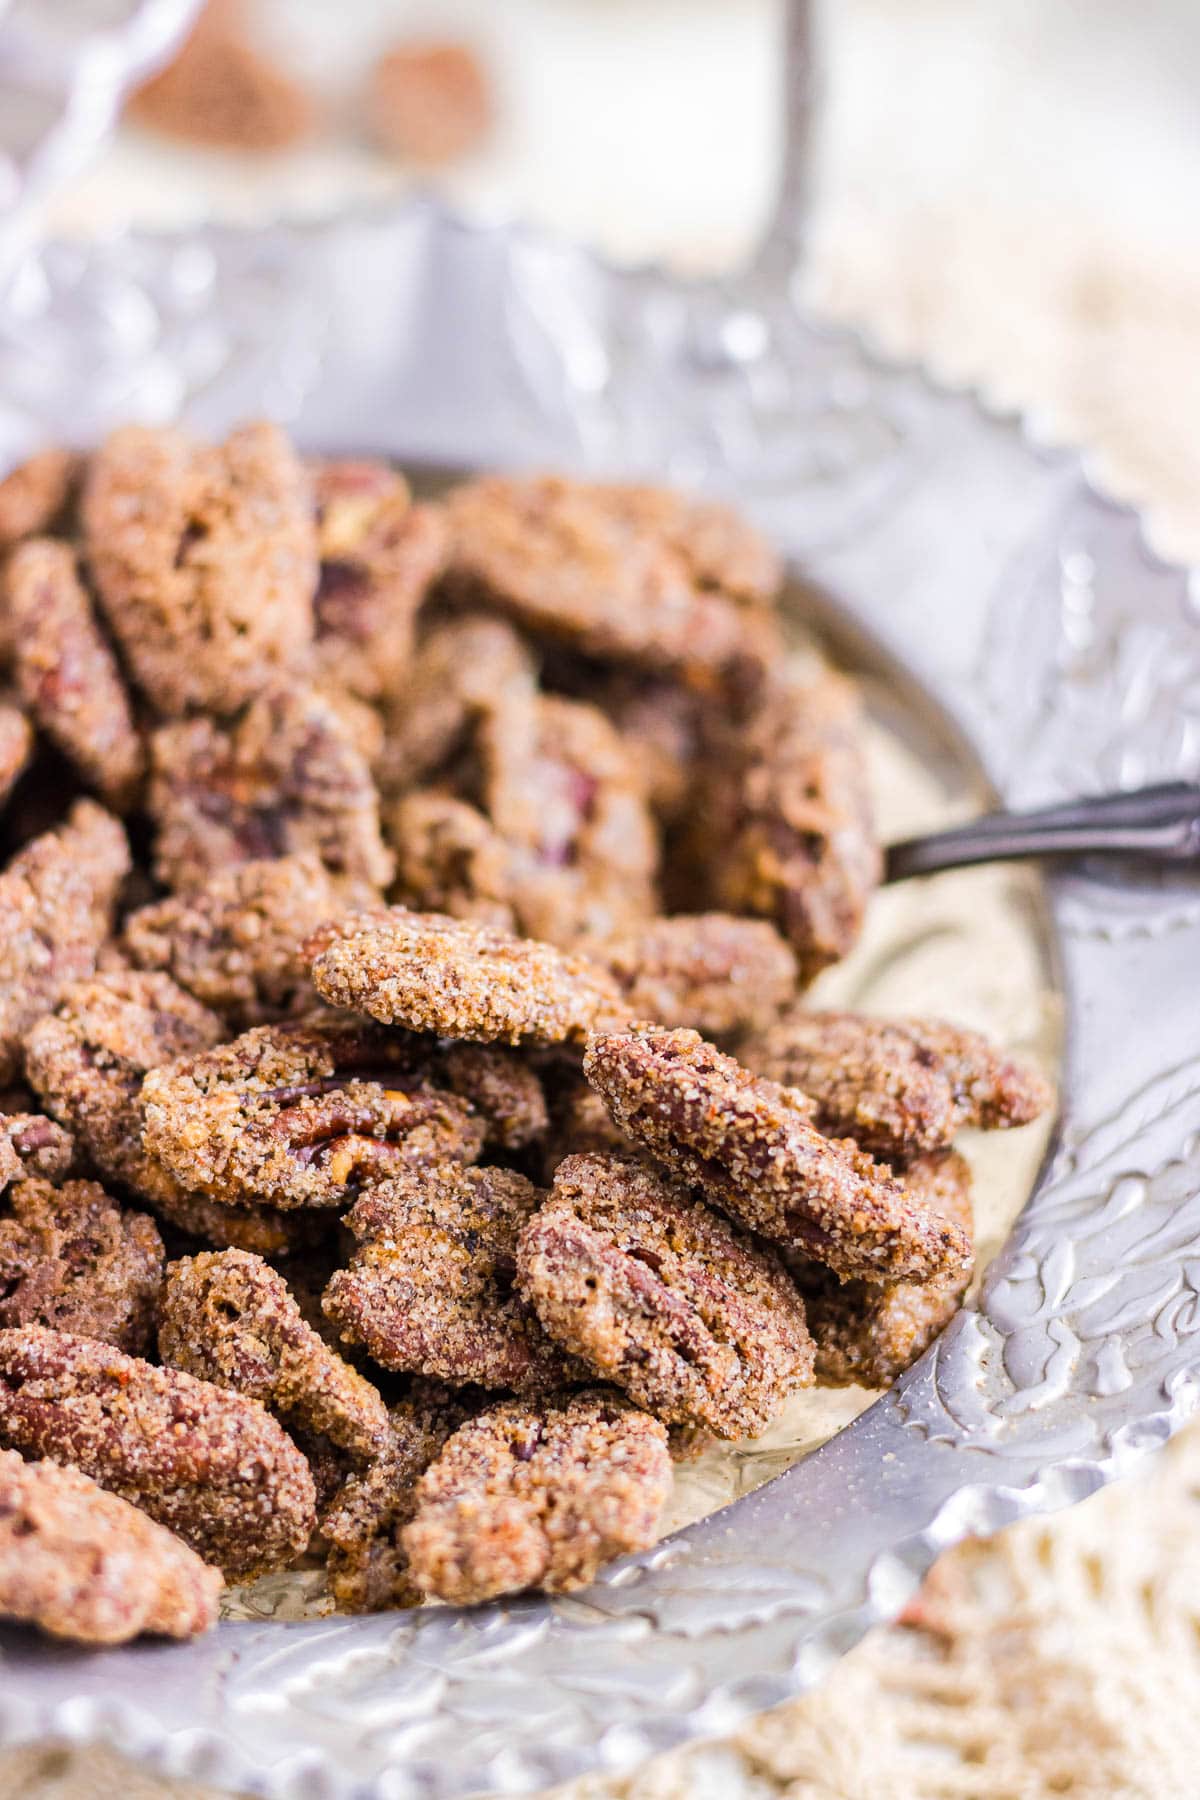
[{"x1": 0, "y1": 427, "x2": 1052, "y2": 1646}]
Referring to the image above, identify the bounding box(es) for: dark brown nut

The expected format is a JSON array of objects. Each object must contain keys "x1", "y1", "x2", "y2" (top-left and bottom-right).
[
  {"x1": 584, "y1": 1027, "x2": 972, "y2": 1285},
  {"x1": 740, "y1": 1010, "x2": 1055, "y2": 1158},
  {"x1": 443, "y1": 475, "x2": 783, "y2": 692},
  {"x1": 322, "y1": 1395, "x2": 466, "y2": 1612},
  {"x1": 121, "y1": 852, "x2": 343, "y2": 1027},
  {"x1": 694, "y1": 666, "x2": 881, "y2": 982},
  {"x1": 517, "y1": 1153, "x2": 814, "y2": 1439},
  {"x1": 379, "y1": 614, "x2": 537, "y2": 793},
  {"x1": 367, "y1": 40, "x2": 492, "y2": 164},
  {"x1": 0, "y1": 704, "x2": 33, "y2": 807},
  {"x1": 6, "y1": 538, "x2": 144, "y2": 810},
  {"x1": 23, "y1": 971, "x2": 311, "y2": 1259},
  {"x1": 433, "y1": 1042, "x2": 548, "y2": 1152},
  {"x1": 0, "y1": 1178, "x2": 163, "y2": 1353},
  {"x1": 0, "y1": 1448, "x2": 221, "y2": 1645},
  {"x1": 0, "y1": 800, "x2": 130, "y2": 1084},
  {"x1": 597, "y1": 913, "x2": 798, "y2": 1039},
  {"x1": 306, "y1": 909, "x2": 629, "y2": 1045},
  {"x1": 141, "y1": 1020, "x2": 485, "y2": 1212},
  {"x1": 387, "y1": 789, "x2": 518, "y2": 930},
  {"x1": 159, "y1": 1250, "x2": 390, "y2": 1464},
  {"x1": 312, "y1": 461, "x2": 448, "y2": 704},
  {"x1": 323, "y1": 1166, "x2": 576, "y2": 1394},
  {"x1": 148, "y1": 684, "x2": 393, "y2": 894},
  {"x1": 0, "y1": 1327, "x2": 317, "y2": 1579},
  {"x1": 0, "y1": 450, "x2": 77, "y2": 551},
  {"x1": 478, "y1": 692, "x2": 660, "y2": 943},
  {"x1": 0, "y1": 1113, "x2": 75, "y2": 1188},
  {"x1": 83, "y1": 421, "x2": 316, "y2": 717},
  {"x1": 794, "y1": 1150, "x2": 976, "y2": 1389},
  {"x1": 402, "y1": 1390, "x2": 672, "y2": 1604}
]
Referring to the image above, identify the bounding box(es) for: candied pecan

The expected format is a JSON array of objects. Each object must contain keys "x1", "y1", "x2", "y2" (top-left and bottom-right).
[
  {"x1": 443, "y1": 474, "x2": 782, "y2": 690},
  {"x1": 597, "y1": 913, "x2": 798, "y2": 1038},
  {"x1": 83, "y1": 421, "x2": 316, "y2": 717},
  {"x1": 23, "y1": 971, "x2": 312, "y2": 1259},
  {"x1": 694, "y1": 665, "x2": 881, "y2": 981},
  {"x1": 0, "y1": 704, "x2": 33, "y2": 807},
  {"x1": 0, "y1": 1178, "x2": 163, "y2": 1353},
  {"x1": 0, "y1": 1327, "x2": 316, "y2": 1579},
  {"x1": 141, "y1": 1019, "x2": 484, "y2": 1211},
  {"x1": 379, "y1": 613, "x2": 536, "y2": 792},
  {"x1": 312, "y1": 461, "x2": 447, "y2": 704},
  {"x1": 0, "y1": 1448, "x2": 221, "y2": 1645},
  {"x1": 121, "y1": 853, "x2": 342, "y2": 1027},
  {"x1": 323, "y1": 1166, "x2": 576, "y2": 1394},
  {"x1": 322, "y1": 1394, "x2": 466, "y2": 1612},
  {"x1": 478, "y1": 691, "x2": 659, "y2": 943},
  {"x1": 402, "y1": 1390, "x2": 671, "y2": 1604},
  {"x1": 127, "y1": 3, "x2": 314, "y2": 150},
  {"x1": 306, "y1": 909, "x2": 628, "y2": 1045},
  {"x1": 386, "y1": 790, "x2": 517, "y2": 930},
  {"x1": 0, "y1": 450, "x2": 76, "y2": 550},
  {"x1": 518, "y1": 1153, "x2": 814, "y2": 1438},
  {"x1": 367, "y1": 41, "x2": 492, "y2": 164},
  {"x1": 0, "y1": 1113, "x2": 74, "y2": 1188},
  {"x1": 741, "y1": 1009, "x2": 1054, "y2": 1157},
  {"x1": 6, "y1": 538, "x2": 143, "y2": 810},
  {"x1": 159, "y1": 1250, "x2": 390, "y2": 1463},
  {"x1": 148, "y1": 684, "x2": 393, "y2": 893},
  {"x1": 0, "y1": 800, "x2": 129, "y2": 1084},
  {"x1": 794, "y1": 1150, "x2": 976, "y2": 1389},
  {"x1": 584, "y1": 1027, "x2": 971, "y2": 1284}
]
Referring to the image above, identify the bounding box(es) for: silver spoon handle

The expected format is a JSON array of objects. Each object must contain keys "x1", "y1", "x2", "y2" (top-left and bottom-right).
[{"x1": 884, "y1": 782, "x2": 1200, "y2": 882}]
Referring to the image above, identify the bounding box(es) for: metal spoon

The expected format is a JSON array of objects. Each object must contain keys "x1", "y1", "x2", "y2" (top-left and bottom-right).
[{"x1": 884, "y1": 782, "x2": 1200, "y2": 882}]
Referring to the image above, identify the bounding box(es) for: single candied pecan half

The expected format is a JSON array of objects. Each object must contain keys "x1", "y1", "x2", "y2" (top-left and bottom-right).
[
  {"x1": 386, "y1": 790, "x2": 518, "y2": 931},
  {"x1": 517, "y1": 1152, "x2": 814, "y2": 1438},
  {"x1": 402, "y1": 1389, "x2": 671, "y2": 1604},
  {"x1": 793, "y1": 1149, "x2": 976, "y2": 1389},
  {"x1": 0, "y1": 1327, "x2": 316, "y2": 1579},
  {"x1": 596, "y1": 912, "x2": 798, "y2": 1039},
  {"x1": 323, "y1": 1166, "x2": 577, "y2": 1394},
  {"x1": 584, "y1": 1027, "x2": 971, "y2": 1285},
  {"x1": 741, "y1": 1009, "x2": 1054, "y2": 1157},
  {"x1": 83, "y1": 421, "x2": 316, "y2": 716},
  {"x1": 6, "y1": 538, "x2": 143, "y2": 810},
  {"x1": 0, "y1": 800, "x2": 130, "y2": 1085},
  {"x1": 0, "y1": 1448, "x2": 221, "y2": 1645},
  {"x1": 141, "y1": 1019, "x2": 485, "y2": 1211},
  {"x1": 0, "y1": 1177, "x2": 163, "y2": 1353}
]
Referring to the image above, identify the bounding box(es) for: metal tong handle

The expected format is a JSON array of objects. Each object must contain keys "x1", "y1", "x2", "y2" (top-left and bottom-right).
[{"x1": 884, "y1": 782, "x2": 1200, "y2": 882}]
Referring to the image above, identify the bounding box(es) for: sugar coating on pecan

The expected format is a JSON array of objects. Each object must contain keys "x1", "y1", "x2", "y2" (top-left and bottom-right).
[
  {"x1": 312, "y1": 460, "x2": 448, "y2": 703},
  {"x1": 379, "y1": 614, "x2": 537, "y2": 794},
  {"x1": 306, "y1": 910, "x2": 628, "y2": 1045},
  {"x1": 23, "y1": 970, "x2": 312, "y2": 1259},
  {"x1": 478, "y1": 691, "x2": 659, "y2": 943},
  {"x1": 443, "y1": 474, "x2": 782, "y2": 689},
  {"x1": 0, "y1": 1448, "x2": 221, "y2": 1644},
  {"x1": 0, "y1": 1178, "x2": 163, "y2": 1353},
  {"x1": 159, "y1": 1250, "x2": 390, "y2": 1464},
  {"x1": 0, "y1": 1113, "x2": 75, "y2": 1189},
  {"x1": 386, "y1": 790, "x2": 518, "y2": 930},
  {"x1": 323, "y1": 1166, "x2": 575, "y2": 1394},
  {"x1": 149, "y1": 683, "x2": 393, "y2": 895},
  {"x1": 140, "y1": 1019, "x2": 485, "y2": 1211},
  {"x1": 6, "y1": 538, "x2": 144, "y2": 810},
  {"x1": 597, "y1": 913, "x2": 798, "y2": 1039},
  {"x1": 126, "y1": 5, "x2": 314, "y2": 150},
  {"x1": 741, "y1": 1009, "x2": 1054, "y2": 1157},
  {"x1": 402, "y1": 1389, "x2": 671, "y2": 1604},
  {"x1": 83, "y1": 421, "x2": 316, "y2": 717},
  {"x1": 0, "y1": 450, "x2": 77, "y2": 550},
  {"x1": 695, "y1": 666, "x2": 882, "y2": 981},
  {"x1": 0, "y1": 705, "x2": 33, "y2": 808},
  {"x1": 0, "y1": 1327, "x2": 316, "y2": 1579},
  {"x1": 517, "y1": 1152, "x2": 814, "y2": 1438},
  {"x1": 0, "y1": 800, "x2": 130, "y2": 1084},
  {"x1": 584, "y1": 1027, "x2": 971, "y2": 1285},
  {"x1": 122, "y1": 852, "x2": 342, "y2": 1027},
  {"x1": 794, "y1": 1149, "x2": 976, "y2": 1389},
  {"x1": 322, "y1": 1394, "x2": 466, "y2": 1612}
]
